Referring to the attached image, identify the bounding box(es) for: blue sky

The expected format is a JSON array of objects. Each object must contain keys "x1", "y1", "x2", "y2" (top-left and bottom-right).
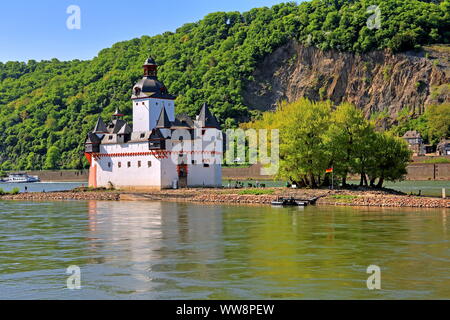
[{"x1": 0, "y1": 0, "x2": 290, "y2": 62}]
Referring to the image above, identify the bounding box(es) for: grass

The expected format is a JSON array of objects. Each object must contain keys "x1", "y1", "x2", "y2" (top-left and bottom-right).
[
  {"x1": 331, "y1": 194, "x2": 357, "y2": 202},
  {"x1": 238, "y1": 189, "x2": 274, "y2": 195},
  {"x1": 420, "y1": 157, "x2": 450, "y2": 164},
  {"x1": 222, "y1": 164, "x2": 252, "y2": 168},
  {"x1": 0, "y1": 187, "x2": 20, "y2": 195}
]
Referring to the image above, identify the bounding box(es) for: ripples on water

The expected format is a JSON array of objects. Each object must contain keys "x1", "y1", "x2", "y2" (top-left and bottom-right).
[{"x1": 0, "y1": 200, "x2": 449, "y2": 299}]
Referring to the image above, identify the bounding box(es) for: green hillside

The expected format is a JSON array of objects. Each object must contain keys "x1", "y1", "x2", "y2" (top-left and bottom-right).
[{"x1": 0, "y1": 0, "x2": 449, "y2": 170}]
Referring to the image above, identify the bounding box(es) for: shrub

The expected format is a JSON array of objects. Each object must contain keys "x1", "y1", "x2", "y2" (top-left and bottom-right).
[
  {"x1": 9, "y1": 187, "x2": 20, "y2": 195},
  {"x1": 238, "y1": 189, "x2": 274, "y2": 195}
]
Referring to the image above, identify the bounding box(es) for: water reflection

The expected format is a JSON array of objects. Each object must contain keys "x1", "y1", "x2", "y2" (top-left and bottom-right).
[{"x1": 0, "y1": 200, "x2": 449, "y2": 299}]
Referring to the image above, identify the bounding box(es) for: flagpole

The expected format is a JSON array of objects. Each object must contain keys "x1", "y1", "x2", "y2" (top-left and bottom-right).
[{"x1": 332, "y1": 166, "x2": 334, "y2": 190}]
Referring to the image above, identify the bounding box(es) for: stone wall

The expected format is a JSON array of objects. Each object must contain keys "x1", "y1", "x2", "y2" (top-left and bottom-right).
[
  {"x1": 25, "y1": 170, "x2": 89, "y2": 182},
  {"x1": 223, "y1": 164, "x2": 450, "y2": 181},
  {"x1": 406, "y1": 163, "x2": 450, "y2": 180},
  {"x1": 8, "y1": 163, "x2": 450, "y2": 182},
  {"x1": 222, "y1": 164, "x2": 269, "y2": 180}
]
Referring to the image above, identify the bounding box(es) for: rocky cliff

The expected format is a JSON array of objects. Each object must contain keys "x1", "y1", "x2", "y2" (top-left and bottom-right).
[{"x1": 243, "y1": 41, "x2": 449, "y2": 120}]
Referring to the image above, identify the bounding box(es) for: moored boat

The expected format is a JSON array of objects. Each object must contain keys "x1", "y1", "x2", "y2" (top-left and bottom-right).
[
  {"x1": 4, "y1": 173, "x2": 40, "y2": 183},
  {"x1": 271, "y1": 197, "x2": 308, "y2": 207}
]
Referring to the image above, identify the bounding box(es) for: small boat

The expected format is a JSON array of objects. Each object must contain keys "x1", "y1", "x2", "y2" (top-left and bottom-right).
[
  {"x1": 5, "y1": 173, "x2": 40, "y2": 183},
  {"x1": 271, "y1": 197, "x2": 308, "y2": 207}
]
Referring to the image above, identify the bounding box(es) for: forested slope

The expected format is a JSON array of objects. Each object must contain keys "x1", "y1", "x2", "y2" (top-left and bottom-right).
[{"x1": 0, "y1": 0, "x2": 448, "y2": 169}]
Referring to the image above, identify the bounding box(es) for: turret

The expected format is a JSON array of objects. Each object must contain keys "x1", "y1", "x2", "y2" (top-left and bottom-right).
[
  {"x1": 132, "y1": 57, "x2": 176, "y2": 132},
  {"x1": 197, "y1": 103, "x2": 220, "y2": 129},
  {"x1": 143, "y1": 57, "x2": 158, "y2": 78}
]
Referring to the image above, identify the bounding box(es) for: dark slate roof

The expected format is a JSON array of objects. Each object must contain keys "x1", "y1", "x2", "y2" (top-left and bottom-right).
[
  {"x1": 156, "y1": 107, "x2": 171, "y2": 128},
  {"x1": 143, "y1": 57, "x2": 157, "y2": 66},
  {"x1": 117, "y1": 123, "x2": 132, "y2": 135},
  {"x1": 198, "y1": 103, "x2": 220, "y2": 129},
  {"x1": 173, "y1": 113, "x2": 194, "y2": 128},
  {"x1": 149, "y1": 128, "x2": 165, "y2": 140},
  {"x1": 86, "y1": 132, "x2": 102, "y2": 144},
  {"x1": 107, "y1": 119, "x2": 127, "y2": 134},
  {"x1": 93, "y1": 117, "x2": 108, "y2": 133},
  {"x1": 132, "y1": 78, "x2": 176, "y2": 99},
  {"x1": 131, "y1": 58, "x2": 176, "y2": 99}
]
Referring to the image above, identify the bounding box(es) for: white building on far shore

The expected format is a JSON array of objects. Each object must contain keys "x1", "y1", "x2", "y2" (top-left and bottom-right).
[{"x1": 84, "y1": 58, "x2": 222, "y2": 190}]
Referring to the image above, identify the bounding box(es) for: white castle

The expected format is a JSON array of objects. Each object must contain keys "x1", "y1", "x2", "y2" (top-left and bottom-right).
[{"x1": 84, "y1": 58, "x2": 222, "y2": 190}]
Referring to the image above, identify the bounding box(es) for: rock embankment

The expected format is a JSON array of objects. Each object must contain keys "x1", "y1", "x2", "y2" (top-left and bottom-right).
[
  {"x1": 0, "y1": 191, "x2": 120, "y2": 201},
  {"x1": 319, "y1": 195, "x2": 449, "y2": 208},
  {"x1": 0, "y1": 188, "x2": 449, "y2": 208},
  {"x1": 119, "y1": 188, "x2": 450, "y2": 208}
]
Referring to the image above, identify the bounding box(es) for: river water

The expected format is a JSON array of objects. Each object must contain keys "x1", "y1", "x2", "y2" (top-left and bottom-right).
[{"x1": 0, "y1": 200, "x2": 449, "y2": 299}]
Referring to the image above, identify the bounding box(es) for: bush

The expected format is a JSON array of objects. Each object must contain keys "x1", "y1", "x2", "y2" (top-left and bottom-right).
[
  {"x1": 9, "y1": 187, "x2": 20, "y2": 195},
  {"x1": 238, "y1": 189, "x2": 274, "y2": 195}
]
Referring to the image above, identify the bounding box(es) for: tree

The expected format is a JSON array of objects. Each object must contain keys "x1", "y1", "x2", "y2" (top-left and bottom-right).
[
  {"x1": 25, "y1": 152, "x2": 38, "y2": 170},
  {"x1": 245, "y1": 98, "x2": 332, "y2": 188},
  {"x1": 246, "y1": 98, "x2": 412, "y2": 189},
  {"x1": 325, "y1": 103, "x2": 373, "y2": 186},
  {"x1": 425, "y1": 103, "x2": 450, "y2": 143},
  {"x1": 1, "y1": 160, "x2": 14, "y2": 171},
  {"x1": 44, "y1": 146, "x2": 61, "y2": 170},
  {"x1": 366, "y1": 132, "x2": 412, "y2": 188}
]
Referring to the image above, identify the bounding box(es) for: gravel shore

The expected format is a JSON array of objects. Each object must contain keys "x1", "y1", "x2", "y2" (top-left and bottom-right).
[{"x1": 1, "y1": 187, "x2": 448, "y2": 208}]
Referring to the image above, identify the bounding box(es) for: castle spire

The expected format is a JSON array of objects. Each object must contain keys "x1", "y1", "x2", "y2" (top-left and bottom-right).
[
  {"x1": 198, "y1": 103, "x2": 220, "y2": 129},
  {"x1": 92, "y1": 117, "x2": 108, "y2": 133},
  {"x1": 143, "y1": 57, "x2": 158, "y2": 78},
  {"x1": 156, "y1": 106, "x2": 171, "y2": 128}
]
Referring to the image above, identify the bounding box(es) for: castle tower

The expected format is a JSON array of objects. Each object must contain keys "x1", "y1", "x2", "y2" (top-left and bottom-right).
[{"x1": 131, "y1": 57, "x2": 175, "y2": 132}]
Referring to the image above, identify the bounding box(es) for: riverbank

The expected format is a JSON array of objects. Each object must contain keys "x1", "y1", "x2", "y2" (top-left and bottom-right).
[
  {"x1": 1, "y1": 187, "x2": 448, "y2": 208},
  {"x1": 3, "y1": 159, "x2": 450, "y2": 183}
]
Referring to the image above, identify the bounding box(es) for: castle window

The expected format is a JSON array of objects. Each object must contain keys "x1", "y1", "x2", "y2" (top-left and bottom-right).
[
  {"x1": 108, "y1": 135, "x2": 113, "y2": 140},
  {"x1": 127, "y1": 161, "x2": 131, "y2": 168},
  {"x1": 142, "y1": 102, "x2": 145, "y2": 105},
  {"x1": 192, "y1": 160, "x2": 196, "y2": 165},
  {"x1": 108, "y1": 162, "x2": 111, "y2": 168},
  {"x1": 138, "y1": 161, "x2": 141, "y2": 168},
  {"x1": 140, "y1": 133, "x2": 145, "y2": 138},
  {"x1": 148, "y1": 161, "x2": 152, "y2": 168},
  {"x1": 118, "y1": 162, "x2": 122, "y2": 168}
]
